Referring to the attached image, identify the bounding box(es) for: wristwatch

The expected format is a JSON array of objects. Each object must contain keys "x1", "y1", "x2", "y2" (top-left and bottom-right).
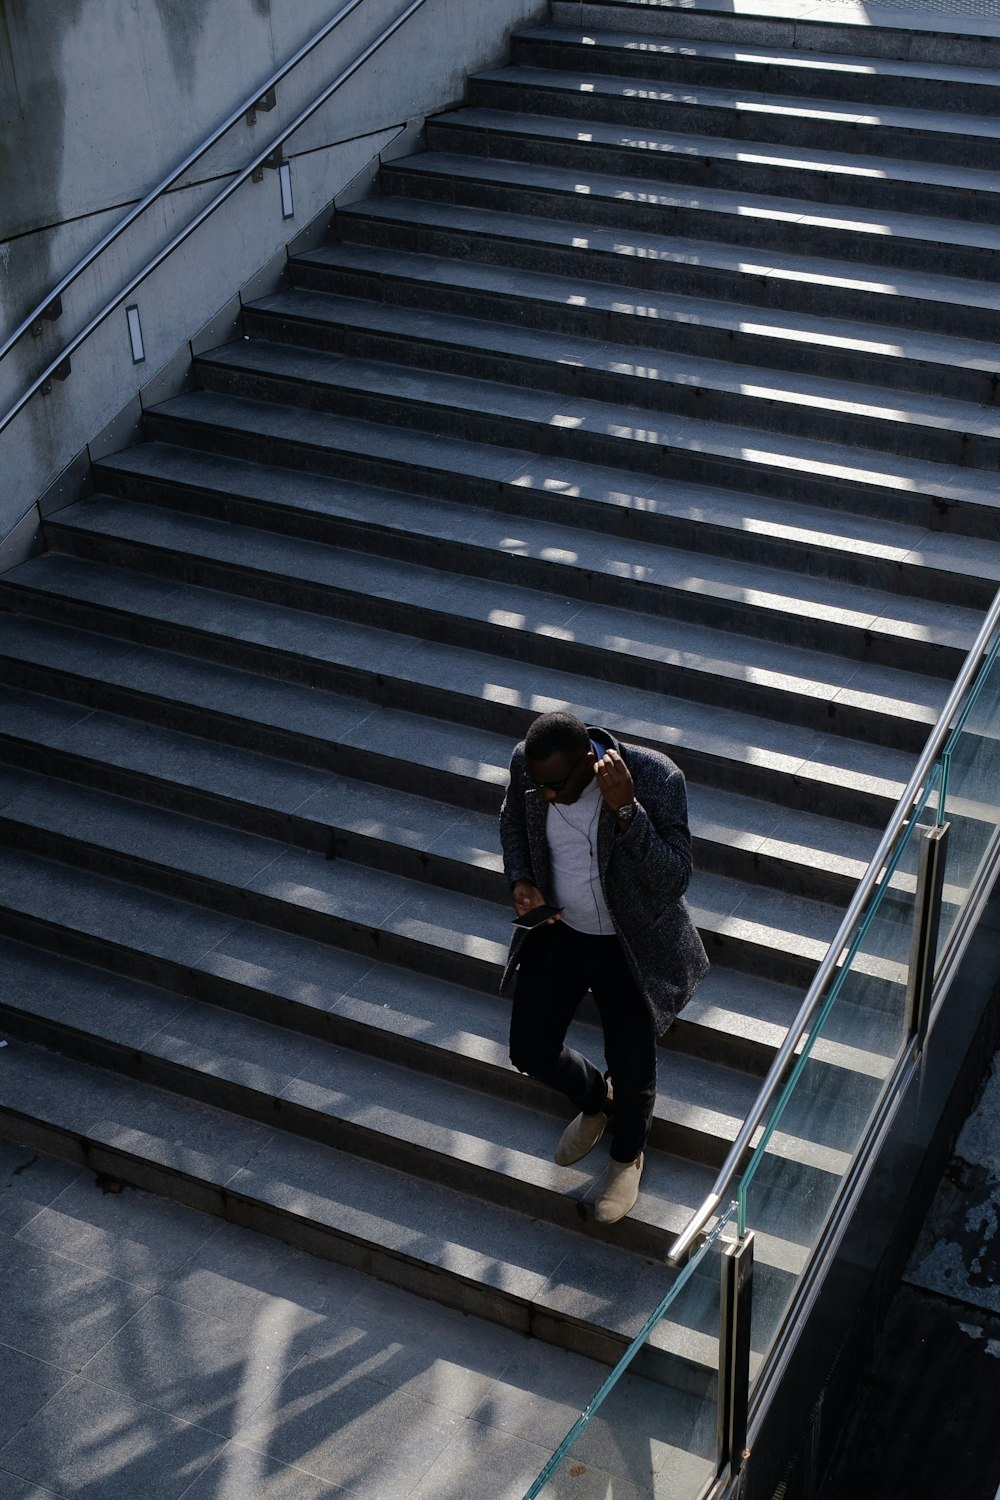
[{"x1": 615, "y1": 802, "x2": 638, "y2": 824}]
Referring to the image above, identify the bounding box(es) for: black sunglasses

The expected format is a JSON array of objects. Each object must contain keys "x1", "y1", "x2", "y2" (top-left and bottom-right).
[{"x1": 527, "y1": 748, "x2": 591, "y2": 793}]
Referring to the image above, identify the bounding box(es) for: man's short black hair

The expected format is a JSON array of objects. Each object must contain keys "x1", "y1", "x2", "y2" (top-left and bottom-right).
[{"x1": 524, "y1": 712, "x2": 590, "y2": 764}]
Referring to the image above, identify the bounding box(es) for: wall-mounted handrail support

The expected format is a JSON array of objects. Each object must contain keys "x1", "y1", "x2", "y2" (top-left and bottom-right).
[
  {"x1": 0, "y1": 0, "x2": 370, "y2": 370},
  {"x1": 247, "y1": 86, "x2": 277, "y2": 125},
  {"x1": 718, "y1": 1231, "x2": 754, "y2": 1479},
  {"x1": 31, "y1": 297, "x2": 62, "y2": 336},
  {"x1": 906, "y1": 822, "x2": 950, "y2": 1051},
  {"x1": 0, "y1": 0, "x2": 430, "y2": 440},
  {"x1": 39, "y1": 359, "x2": 71, "y2": 396},
  {"x1": 252, "y1": 147, "x2": 285, "y2": 184}
]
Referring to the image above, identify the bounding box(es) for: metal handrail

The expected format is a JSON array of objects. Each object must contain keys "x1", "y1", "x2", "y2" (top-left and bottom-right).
[
  {"x1": 668, "y1": 581, "x2": 1000, "y2": 1266},
  {"x1": 0, "y1": 0, "x2": 429, "y2": 439},
  {"x1": 0, "y1": 0, "x2": 369, "y2": 371}
]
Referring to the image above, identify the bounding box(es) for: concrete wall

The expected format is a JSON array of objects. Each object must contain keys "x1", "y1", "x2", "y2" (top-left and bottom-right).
[{"x1": 0, "y1": 0, "x2": 549, "y2": 563}]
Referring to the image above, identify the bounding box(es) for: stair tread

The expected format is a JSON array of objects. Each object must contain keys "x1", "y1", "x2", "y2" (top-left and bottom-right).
[
  {"x1": 68, "y1": 474, "x2": 981, "y2": 665},
  {"x1": 0, "y1": 765, "x2": 845, "y2": 971},
  {"x1": 109, "y1": 430, "x2": 1000, "y2": 597},
  {"x1": 253, "y1": 285, "x2": 1000, "y2": 446},
  {"x1": 0, "y1": 836, "x2": 821, "y2": 1083},
  {"x1": 0, "y1": 935, "x2": 732, "y2": 1223},
  {"x1": 440, "y1": 104, "x2": 1000, "y2": 198},
  {"x1": 296, "y1": 240, "x2": 1000, "y2": 381},
  {"x1": 388, "y1": 148, "x2": 1000, "y2": 255},
  {"x1": 0, "y1": 1038, "x2": 733, "y2": 1343},
  {"x1": 25, "y1": 503, "x2": 958, "y2": 725},
  {"x1": 0, "y1": 686, "x2": 900, "y2": 1075},
  {"x1": 342, "y1": 193, "x2": 1000, "y2": 317},
  {"x1": 477, "y1": 63, "x2": 1000, "y2": 142},
  {"x1": 520, "y1": 22, "x2": 1000, "y2": 89},
  {"x1": 0, "y1": 609, "x2": 915, "y2": 816},
  {"x1": 0, "y1": 881, "x2": 856, "y2": 1202},
  {"x1": 191, "y1": 340, "x2": 1000, "y2": 515},
  {"x1": 0, "y1": 681, "x2": 882, "y2": 891}
]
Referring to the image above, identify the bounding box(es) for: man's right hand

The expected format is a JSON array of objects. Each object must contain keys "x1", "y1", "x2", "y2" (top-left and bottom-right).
[
  {"x1": 512, "y1": 880, "x2": 544, "y2": 916},
  {"x1": 512, "y1": 881, "x2": 559, "y2": 922}
]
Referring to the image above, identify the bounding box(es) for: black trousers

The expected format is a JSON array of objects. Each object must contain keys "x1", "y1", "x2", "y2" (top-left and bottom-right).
[{"x1": 509, "y1": 921, "x2": 657, "y2": 1163}]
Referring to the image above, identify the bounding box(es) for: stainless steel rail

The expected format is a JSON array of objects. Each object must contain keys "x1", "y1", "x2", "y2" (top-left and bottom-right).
[
  {"x1": 668, "y1": 581, "x2": 1000, "y2": 1266},
  {"x1": 0, "y1": 0, "x2": 428, "y2": 438},
  {"x1": 0, "y1": 0, "x2": 368, "y2": 371}
]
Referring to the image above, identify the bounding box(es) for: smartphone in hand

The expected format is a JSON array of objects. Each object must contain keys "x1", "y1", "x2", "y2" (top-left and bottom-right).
[{"x1": 511, "y1": 905, "x2": 563, "y2": 929}]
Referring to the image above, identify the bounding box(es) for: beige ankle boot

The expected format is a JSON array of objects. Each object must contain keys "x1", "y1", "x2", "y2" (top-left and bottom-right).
[
  {"x1": 553, "y1": 1084, "x2": 612, "y2": 1167},
  {"x1": 594, "y1": 1152, "x2": 643, "y2": 1224}
]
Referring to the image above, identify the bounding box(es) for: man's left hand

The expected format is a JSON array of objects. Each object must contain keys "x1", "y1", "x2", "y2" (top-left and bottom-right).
[{"x1": 594, "y1": 749, "x2": 635, "y2": 812}]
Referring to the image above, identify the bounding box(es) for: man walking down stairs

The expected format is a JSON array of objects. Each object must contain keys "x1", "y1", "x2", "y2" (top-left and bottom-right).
[
  {"x1": 2, "y1": 0, "x2": 1000, "y2": 1494},
  {"x1": 501, "y1": 711, "x2": 709, "y2": 1225}
]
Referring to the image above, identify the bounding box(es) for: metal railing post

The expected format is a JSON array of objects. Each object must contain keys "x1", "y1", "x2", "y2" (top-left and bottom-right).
[
  {"x1": 718, "y1": 1231, "x2": 754, "y2": 1479},
  {"x1": 906, "y1": 822, "x2": 950, "y2": 1051}
]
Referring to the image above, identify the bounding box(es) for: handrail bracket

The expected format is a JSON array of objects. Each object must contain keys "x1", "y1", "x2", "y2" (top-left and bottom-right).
[
  {"x1": 252, "y1": 146, "x2": 285, "y2": 182},
  {"x1": 247, "y1": 86, "x2": 277, "y2": 126},
  {"x1": 40, "y1": 358, "x2": 72, "y2": 395},
  {"x1": 31, "y1": 297, "x2": 63, "y2": 337}
]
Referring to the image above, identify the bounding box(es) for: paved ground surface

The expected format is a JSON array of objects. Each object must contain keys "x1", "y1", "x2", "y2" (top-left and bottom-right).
[
  {"x1": 0, "y1": 1137, "x2": 667, "y2": 1500},
  {"x1": 820, "y1": 1047, "x2": 1000, "y2": 1500}
]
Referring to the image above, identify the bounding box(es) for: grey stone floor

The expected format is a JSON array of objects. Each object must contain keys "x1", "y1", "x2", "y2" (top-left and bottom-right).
[{"x1": 0, "y1": 1140, "x2": 700, "y2": 1500}]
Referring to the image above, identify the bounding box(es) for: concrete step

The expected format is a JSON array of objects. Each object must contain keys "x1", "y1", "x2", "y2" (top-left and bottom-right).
[
  {"x1": 93, "y1": 439, "x2": 1000, "y2": 617},
  {"x1": 338, "y1": 194, "x2": 1000, "y2": 345},
  {"x1": 0, "y1": 753, "x2": 839, "y2": 1034},
  {"x1": 0, "y1": 574, "x2": 916, "y2": 836},
  {"x1": 0, "y1": 768, "x2": 845, "y2": 1062},
  {"x1": 0, "y1": 672, "x2": 882, "y2": 912},
  {"x1": 0, "y1": 1028, "x2": 730, "y2": 1369},
  {"x1": 0, "y1": 765, "x2": 509, "y2": 993},
  {"x1": 468, "y1": 64, "x2": 1000, "y2": 170},
  {"x1": 547, "y1": 2, "x2": 1000, "y2": 69},
  {"x1": 66, "y1": 470, "x2": 981, "y2": 687},
  {"x1": 292, "y1": 239, "x2": 1000, "y2": 411},
  {"x1": 89, "y1": 440, "x2": 989, "y2": 668},
  {"x1": 0, "y1": 914, "x2": 897, "y2": 1288},
  {"x1": 426, "y1": 105, "x2": 1000, "y2": 225},
  {"x1": 0, "y1": 873, "x2": 875, "y2": 1241},
  {"x1": 519, "y1": 21, "x2": 1000, "y2": 108},
  {"x1": 379, "y1": 150, "x2": 1000, "y2": 284},
  {"x1": 31, "y1": 498, "x2": 957, "y2": 752},
  {"x1": 185, "y1": 345, "x2": 1000, "y2": 539},
  {"x1": 0, "y1": 923, "x2": 744, "y2": 1256},
  {"x1": 0, "y1": 726, "x2": 820, "y2": 1085},
  {"x1": 242, "y1": 286, "x2": 1000, "y2": 473}
]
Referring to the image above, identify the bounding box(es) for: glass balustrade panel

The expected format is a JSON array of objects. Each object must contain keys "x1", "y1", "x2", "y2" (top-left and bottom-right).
[
  {"x1": 522, "y1": 1205, "x2": 741, "y2": 1500},
  {"x1": 937, "y1": 637, "x2": 1000, "y2": 958},
  {"x1": 737, "y1": 776, "x2": 941, "y2": 1372}
]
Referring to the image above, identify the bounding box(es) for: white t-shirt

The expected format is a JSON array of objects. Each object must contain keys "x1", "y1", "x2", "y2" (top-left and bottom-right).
[{"x1": 546, "y1": 775, "x2": 615, "y2": 936}]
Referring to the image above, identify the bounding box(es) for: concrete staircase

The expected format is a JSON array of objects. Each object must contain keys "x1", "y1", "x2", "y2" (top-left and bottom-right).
[{"x1": 2, "y1": 0, "x2": 1000, "y2": 1406}]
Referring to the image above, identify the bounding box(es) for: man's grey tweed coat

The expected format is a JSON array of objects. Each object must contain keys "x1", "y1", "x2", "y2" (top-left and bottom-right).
[{"x1": 499, "y1": 725, "x2": 709, "y2": 1037}]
